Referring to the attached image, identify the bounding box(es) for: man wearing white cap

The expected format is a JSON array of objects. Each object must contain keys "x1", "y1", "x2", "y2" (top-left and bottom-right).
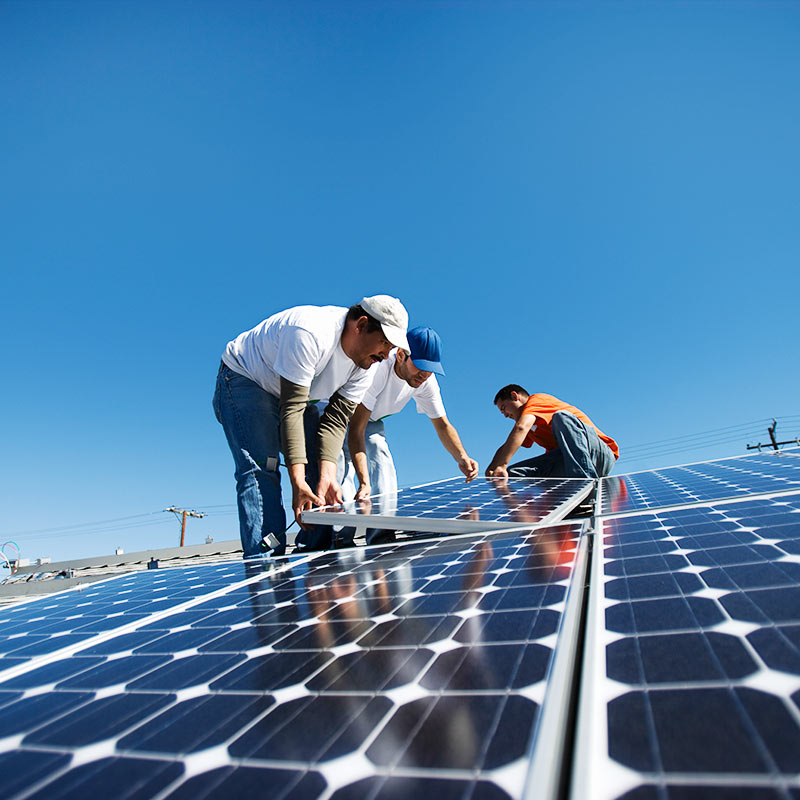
[
  {"x1": 340, "y1": 326, "x2": 479, "y2": 544},
  {"x1": 213, "y1": 296, "x2": 409, "y2": 556}
]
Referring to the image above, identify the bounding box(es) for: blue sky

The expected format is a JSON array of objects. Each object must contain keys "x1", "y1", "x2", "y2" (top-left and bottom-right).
[{"x1": 2, "y1": 1, "x2": 798, "y2": 564}]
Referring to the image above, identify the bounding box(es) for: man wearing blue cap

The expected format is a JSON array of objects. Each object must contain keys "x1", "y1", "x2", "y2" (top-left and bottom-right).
[{"x1": 339, "y1": 326, "x2": 479, "y2": 542}]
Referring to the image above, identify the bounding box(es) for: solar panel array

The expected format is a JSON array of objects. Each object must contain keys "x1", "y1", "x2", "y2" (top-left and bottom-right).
[
  {"x1": 0, "y1": 523, "x2": 585, "y2": 800},
  {"x1": 0, "y1": 563, "x2": 252, "y2": 673},
  {"x1": 578, "y1": 450, "x2": 800, "y2": 800},
  {"x1": 600, "y1": 450, "x2": 800, "y2": 515},
  {"x1": 4, "y1": 450, "x2": 800, "y2": 799}
]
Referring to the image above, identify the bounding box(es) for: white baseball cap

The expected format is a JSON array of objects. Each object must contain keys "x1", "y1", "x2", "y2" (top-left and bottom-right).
[{"x1": 360, "y1": 295, "x2": 410, "y2": 352}]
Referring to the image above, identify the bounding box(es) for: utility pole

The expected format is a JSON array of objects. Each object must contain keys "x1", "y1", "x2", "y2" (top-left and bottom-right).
[
  {"x1": 746, "y1": 419, "x2": 800, "y2": 453},
  {"x1": 164, "y1": 507, "x2": 206, "y2": 547}
]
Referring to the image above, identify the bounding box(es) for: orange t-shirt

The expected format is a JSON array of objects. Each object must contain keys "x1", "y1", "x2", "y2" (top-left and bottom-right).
[{"x1": 521, "y1": 393, "x2": 619, "y2": 459}]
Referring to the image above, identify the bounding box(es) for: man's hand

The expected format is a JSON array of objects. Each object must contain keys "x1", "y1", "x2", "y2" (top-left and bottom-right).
[
  {"x1": 458, "y1": 456, "x2": 479, "y2": 482},
  {"x1": 355, "y1": 483, "x2": 371, "y2": 502},
  {"x1": 316, "y1": 460, "x2": 343, "y2": 508},
  {"x1": 291, "y1": 478, "x2": 322, "y2": 527},
  {"x1": 486, "y1": 463, "x2": 509, "y2": 478}
]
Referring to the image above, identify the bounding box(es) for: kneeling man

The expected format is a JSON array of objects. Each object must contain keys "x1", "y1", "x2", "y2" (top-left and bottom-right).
[{"x1": 486, "y1": 385, "x2": 618, "y2": 479}]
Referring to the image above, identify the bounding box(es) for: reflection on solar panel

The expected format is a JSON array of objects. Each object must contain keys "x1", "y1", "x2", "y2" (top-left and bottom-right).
[
  {"x1": 303, "y1": 475, "x2": 594, "y2": 533},
  {"x1": 600, "y1": 451, "x2": 800, "y2": 515},
  {"x1": 574, "y1": 492, "x2": 800, "y2": 799},
  {"x1": 0, "y1": 524, "x2": 586, "y2": 800},
  {"x1": 6, "y1": 450, "x2": 800, "y2": 799}
]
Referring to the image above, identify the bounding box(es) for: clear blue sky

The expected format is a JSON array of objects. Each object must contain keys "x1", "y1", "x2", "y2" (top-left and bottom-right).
[{"x1": 2, "y1": 1, "x2": 798, "y2": 564}]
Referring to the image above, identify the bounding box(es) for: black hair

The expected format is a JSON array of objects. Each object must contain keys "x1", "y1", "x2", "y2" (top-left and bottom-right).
[
  {"x1": 347, "y1": 304, "x2": 383, "y2": 334},
  {"x1": 494, "y1": 384, "x2": 529, "y2": 404}
]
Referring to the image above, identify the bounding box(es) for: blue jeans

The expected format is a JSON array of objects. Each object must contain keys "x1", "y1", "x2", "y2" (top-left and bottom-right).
[
  {"x1": 508, "y1": 410, "x2": 615, "y2": 479},
  {"x1": 213, "y1": 364, "x2": 286, "y2": 557},
  {"x1": 213, "y1": 364, "x2": 330, "y2": 556}
]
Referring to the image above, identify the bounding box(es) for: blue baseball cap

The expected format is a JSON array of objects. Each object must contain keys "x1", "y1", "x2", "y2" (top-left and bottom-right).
[{"x1": 407, "y1": 326, "x2": 445, "y2": 375}]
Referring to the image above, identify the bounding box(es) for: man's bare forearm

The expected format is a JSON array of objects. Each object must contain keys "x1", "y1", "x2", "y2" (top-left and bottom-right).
[
  {"x1": 432, "y1": 416, "x2": 469, "y2": 462},
  {"x1": 487, "y1": 423, "x2": 531, "y2": 472}
]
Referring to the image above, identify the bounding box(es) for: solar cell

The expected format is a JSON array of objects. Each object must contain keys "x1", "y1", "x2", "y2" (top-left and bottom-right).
[
  {"x1": 0, "y1": 523, "x2": 586, "y2": 800},
  {"x1": 572, "y1": 491, "x2": 800, "y2": 799},
  {"x1": 600, "y1": 451, "x2": 800, "y2": 515},
  {"x1": 302, "y1": 475, "x2": 594, "y2": 534}
]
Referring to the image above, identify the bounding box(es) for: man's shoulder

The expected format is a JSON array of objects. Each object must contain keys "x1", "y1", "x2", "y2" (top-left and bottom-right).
[
  {"x1": 528, "y1": 392, "x2": 560, "y2": 402},
  {"x1": 275, "y1": 305, "x2": 345, "y2": 327},
  {"x1": 270, "y1": 305, "x2": 347, "y2": 344},
  {"x1": 413, "y1": 374, "x2": 441, "y2": 398},
  {"x1": 524, "y1": 392, "x2": 562, "y2": 409}
]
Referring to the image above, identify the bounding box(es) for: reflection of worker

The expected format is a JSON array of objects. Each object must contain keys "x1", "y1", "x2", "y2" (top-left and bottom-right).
[
  {"x1": 486, "y1": 385, "x2": 619, "y2": 479},
  {"x1": 340, "y1": 327, "x2": 478, "y2": 542},
  {"x1": 213, "y1": 297, "x2": 409, "y2": 556}
]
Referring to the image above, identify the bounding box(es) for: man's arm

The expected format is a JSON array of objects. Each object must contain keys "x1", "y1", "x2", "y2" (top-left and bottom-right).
[
  {"x1": 430, "y1": 416, "x2": 479, "y2": 482},
  {"x1": 346, "y1": 403, "x2": 373, "y2": 501},
  {"x1": 316, "y1": 391, "x2": 358, "y2": 506},
  {"x1": 279, "y1": 377, "x2": 320, "y2": 524},
  {"x1": 486, "y1": 413, "x2": 536, "y2": 477}
]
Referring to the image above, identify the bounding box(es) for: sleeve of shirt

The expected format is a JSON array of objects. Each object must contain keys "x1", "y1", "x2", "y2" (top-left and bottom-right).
[
  {"x1": 272, "y1": 327, "x2": 321, "y2": 388},
  {"x1": 279, "y1": 378, "x2": 311, "y2": 465},
  {"x1": 412, "y1": 376, "x2": 446, "y2": 419},
  {"x1": 317, "y1": 391, "x2": 358, "y2": 464}
]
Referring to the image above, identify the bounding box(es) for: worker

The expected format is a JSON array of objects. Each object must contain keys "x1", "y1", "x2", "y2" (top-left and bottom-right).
[
  {"x1": 213, "y1": 296, "x2": 409, "y2": 557},
  {"x1": 340, "y1": 326, "x2": 479, "y2": 544},
  {"x1": 486, "y1": 385, "x2": 618, "y2": 479}
]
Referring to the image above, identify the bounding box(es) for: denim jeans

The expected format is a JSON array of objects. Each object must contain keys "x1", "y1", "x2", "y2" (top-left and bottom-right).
[
  {"x1": 213, "y1": 364, "x2": 330, "y2": 556},
  {"x1": 213, "y1": 364, "x2": 286, "y2": 557},
  {"x1": 508, "y1": 410, "x2": 615, "y2": 479}
]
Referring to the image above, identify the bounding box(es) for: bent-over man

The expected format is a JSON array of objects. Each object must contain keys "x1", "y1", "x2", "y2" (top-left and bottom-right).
[{"x1": 213, "y1": 296, "x2": 409, "y2": 556}]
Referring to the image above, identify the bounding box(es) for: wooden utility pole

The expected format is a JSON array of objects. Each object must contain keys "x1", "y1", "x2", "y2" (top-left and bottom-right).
[
  {"x1": 746, "y1": 419, "x2": 800, "y2": 452},
  {"x1": 164, "y1": 507, "x2": 206, "y2": 546}
]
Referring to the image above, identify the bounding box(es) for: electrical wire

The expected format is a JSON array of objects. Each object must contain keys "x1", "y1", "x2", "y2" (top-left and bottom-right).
[{"x1": 618, "y1": 416, "x2": 800, "y2": 465}]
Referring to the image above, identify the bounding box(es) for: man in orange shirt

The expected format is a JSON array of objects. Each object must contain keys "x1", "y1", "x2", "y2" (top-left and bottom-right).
[{"x1": 486, "y1": 384, "x2": 619, "y2": 479}]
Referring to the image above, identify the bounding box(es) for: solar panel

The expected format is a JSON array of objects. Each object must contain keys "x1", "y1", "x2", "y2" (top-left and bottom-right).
[
  {"x1": 600, "y1": 450, "x2": 800, "y2": 516},
  {"x1": 302, "y1": 475, "x2": 595, "y2": 534},
  {"x1": 572, "y1": 491, "x2": 800, "y2": 799},
  {"x1": 0, "y1": 562, "x2": 255, "y2": 675},
  {"x1": 0, "y1": 523, "x2": 588, "y2": 800}
]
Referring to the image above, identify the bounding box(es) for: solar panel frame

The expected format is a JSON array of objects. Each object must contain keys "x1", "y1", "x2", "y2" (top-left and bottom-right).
[{"x1": 302, "y1": 475, "x2": 595, "y2": 534}]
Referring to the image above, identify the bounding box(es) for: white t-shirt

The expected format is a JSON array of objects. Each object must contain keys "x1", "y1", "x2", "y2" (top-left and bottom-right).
[
  {"x1": 362, "y1": 349, "x2": 446, "y2": 421},
  {"x1": 222, "y1": 306, "x2": 373, "y2": 403}
]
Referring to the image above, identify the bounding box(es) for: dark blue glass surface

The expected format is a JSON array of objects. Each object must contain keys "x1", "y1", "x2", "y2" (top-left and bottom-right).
[{"x1": 0, "y1": 523, "x2": 583, "y2": 800}]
